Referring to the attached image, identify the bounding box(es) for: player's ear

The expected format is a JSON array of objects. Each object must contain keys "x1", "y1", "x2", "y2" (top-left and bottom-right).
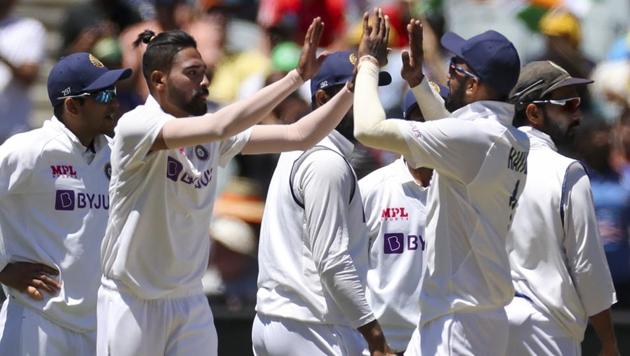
[
  {"x1": 315, "y1": 89, "x2": 330, "y2": 107},
  {"x1": 64, "y1": 97, "x2": 81, "y2": 116},
  {"x1": 150, "y1": 70, "x2": 166, "y2": 92},
  {"x1": 525, "y1": 103, "x2": 543, "y2": 127}
]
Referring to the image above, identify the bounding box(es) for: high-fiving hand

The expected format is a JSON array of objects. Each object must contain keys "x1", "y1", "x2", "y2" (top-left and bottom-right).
[
  {"x1": 401, "y1": 19, "x2": 425, "y2": 88},
  {"x1": 296, "y1": 17, "x2": 328, "y2": 81},
  {"x1": 357, "y1": 9, "x2": 390, "y2": 67}
]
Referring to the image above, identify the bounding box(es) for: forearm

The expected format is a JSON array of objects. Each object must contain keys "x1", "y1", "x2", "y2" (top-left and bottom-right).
[
  {"x1": 241, "y1": 86, "x2": 353, "y2": 154},
  {"x1": 353, "y1": 58, "x2": 411, "y2": 156},
  {"x1": 589, "y1": 309, "x2": 619, "y2": 354},
  {"x1": 357, "y1": 319, "x2": 387, "y2": 354},
  {"x1": 161, "y1": 70, "x2": 303, "y2": 149},
  {"x1": 411, "y1": 78, "x2": 450, "y2": 121},
  {"x1": 218, "y1": 69, "x2": 304, "y2": 135}
]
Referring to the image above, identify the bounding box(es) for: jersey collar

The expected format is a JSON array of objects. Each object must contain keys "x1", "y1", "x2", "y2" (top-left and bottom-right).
[
  {"x1": 518, "y1": 126, "x2": 557, "y2": 152},
  {"x1": 47, "y1": 116, "x2": 108, "y2": 154}
]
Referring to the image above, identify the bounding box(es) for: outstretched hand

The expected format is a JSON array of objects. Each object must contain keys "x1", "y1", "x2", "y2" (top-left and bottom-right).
[
  {"x1": 0, "y1": 262, "x2": 61, "y2": 300},
  {"x1": 296, "y1": 17, "x2": 328, "y2": 81},
  {"x1": 401, "y1": 19, "x2": 424, "y2": 87},
  {"x1": 357, "y1": 9, "x2": 390, "y2": 67}
]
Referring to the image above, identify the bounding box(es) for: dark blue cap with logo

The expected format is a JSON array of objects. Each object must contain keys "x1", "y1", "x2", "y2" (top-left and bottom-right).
[
  {"x1": 441, "y1": 30, "x2": 520, "y2": 97},
  {"x1": 401, "y1": 82, "x2": 449, "y2": 120},
  {"x1": 310, "y1": 51, "x2": 392, "y2": 98},
  {"x1": 47, "y1": 52, "x2": 132, "y2": 107}
]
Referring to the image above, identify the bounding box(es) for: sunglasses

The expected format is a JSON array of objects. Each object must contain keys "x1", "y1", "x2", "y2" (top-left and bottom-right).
[
  {"x1": 531, "y1": 97, "x2": 581, "y2": 113},
  {"x1": 449, "y1": 58, "x2": 479, "y2": 80},
  {"x1": 57, "y1": 88, "x2": 118, "y2": 104}
]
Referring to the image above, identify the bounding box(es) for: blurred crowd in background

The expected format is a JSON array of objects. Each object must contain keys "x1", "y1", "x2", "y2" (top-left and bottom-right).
[{"x1": 1, "y1": 0, "x2": 630, "y2": 313}]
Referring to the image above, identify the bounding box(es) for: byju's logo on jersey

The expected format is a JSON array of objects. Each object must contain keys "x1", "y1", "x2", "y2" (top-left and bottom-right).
[
  {"x1": 54, "y1": 190, "x2": 109, "y2": 211},
  {"x1": 384, "y1": 233, "x2": 425, "y2": 254},
  {"x1": 50, "y1": 165, "x2": 78, "y2": 178},
  {"x1": 381, "y1": 207, "x2": 409, "y2": 220},
  {"x1": 166, "y1": 156, "x2": 214, "y2": 189}
]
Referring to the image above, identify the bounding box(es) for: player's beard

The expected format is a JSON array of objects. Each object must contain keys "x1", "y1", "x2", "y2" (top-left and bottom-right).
[
  {"x1": 169, "y1": 84, "x2": 209, "y2": 116},
  {"x1": 444, "y1": 80, "x2": 467, "y2": 113}
]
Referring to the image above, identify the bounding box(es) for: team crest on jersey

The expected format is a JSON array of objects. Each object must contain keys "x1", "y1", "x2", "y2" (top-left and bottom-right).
[
  {"x1": 380, "y1": 207, "x2": 409, "y2": 221},
  {"x1": 88, "y1": 54, "x2": 104, "y2": 68},
  {"x1": 51, "y1": 165, "x2": 77, "y2": 178},
  {"x1": 194, "y1": 145, "x2": 209, "y2": 161},
  {"x1": 104, "y1": 163, "x2": 111, "y2": 179}
]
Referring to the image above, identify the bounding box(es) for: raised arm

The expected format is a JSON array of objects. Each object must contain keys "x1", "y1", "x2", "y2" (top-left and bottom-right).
[
  {"x1": 402, "y1": 19, "x2": 450, "y2": 121},
  {"x1": 153, "y1": 18, "x2": 327, "y2": 150},
  {"x1": 353, "y1": 10, "x2": 411, "y2": 157},
  {"x1": 241, "y1": 84, "x2": 353, "y2": 154}
]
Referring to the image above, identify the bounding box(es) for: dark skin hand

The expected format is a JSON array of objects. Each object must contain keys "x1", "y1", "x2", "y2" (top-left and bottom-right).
[
  {"x1": 357, "y1": 9, "x2": 390, "y2": 67},
  {"x1": 295, "y1": 17, "x2": 329, "y2": 81},
  {"x1": 0, "y1": 262, "x2": 61, "y2": 300},
  {"x1": 401, "y1": 19, "x2": 424, "y2": 88}
]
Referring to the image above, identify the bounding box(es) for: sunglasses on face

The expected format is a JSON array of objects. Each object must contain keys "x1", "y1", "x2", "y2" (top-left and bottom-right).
[
  {"x1": 57, "y1": 88, "x2": 118, "y2": 105},
  {"x1": 531, "y1": 97, "x2": 581, "y2": 113},
  {"x1": 448, "y1": 58, "x2": 479, "y2": 80}
]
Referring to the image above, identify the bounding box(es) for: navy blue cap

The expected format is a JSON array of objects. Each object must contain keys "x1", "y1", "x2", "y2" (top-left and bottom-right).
[
  {"x1": 441, "y1": 30, "x2": 520, "y2": 97},
  {"x1": 310, "y1": 51, "x2": 392, "y2": 98},
  {"x1": 47, "y1": 52, "x2": 132, "y2": 107},
  {"x1": 401, "y1": 82, "x2": 449, "y2": 120}
]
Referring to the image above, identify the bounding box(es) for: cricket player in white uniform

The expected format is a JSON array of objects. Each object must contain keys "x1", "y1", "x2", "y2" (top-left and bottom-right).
[
  {"x1": 505, "y1": 61, "x2": 619, "y2": 356},
  {"x1": 359, "y1": 91, "x2": 433, "y2": 355},
  {"x1": 0, "y1": 52, "x2": 130, "y2": 356},
  {"x1": 253, "y1": 51, "x2": 393, "y2": 356},
  {"x1": 97, "y1": 20, "x2": 362, "y2": 356},
  {"x1": 353, "y1": 12, "x2": 529, "y2": 355}
]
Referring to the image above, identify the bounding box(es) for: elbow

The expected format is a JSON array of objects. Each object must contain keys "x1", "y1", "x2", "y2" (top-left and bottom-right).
[{"x1": 354, "y1": 130, "x2": 376, "y2": 147}]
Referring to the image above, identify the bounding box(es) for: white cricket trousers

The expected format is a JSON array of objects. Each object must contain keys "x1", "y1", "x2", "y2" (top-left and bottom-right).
[
  {"x1": 505, "y1": 296, "x2": 580, "y2": 356},
  {"x1": 96, "y1": 284, "x2": 218, "y2": 356},
  {"x1": 404, "y1": 307, "x2": 509, "y2": 356},
  {"x1": 0, "y1": 296, "x2": 96, "y2": 356},
  {"x1": 252, "y1": 313, "x2": 366, "y2": 356}
]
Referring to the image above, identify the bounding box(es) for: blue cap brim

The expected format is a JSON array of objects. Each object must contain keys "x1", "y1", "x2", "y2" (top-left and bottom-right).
[
  {"x1": 83, "y1": 68, "x2": 132, "y2": 93},
  {"x1": 440, "y1": 32, "x2": 466, "y2": 58}
]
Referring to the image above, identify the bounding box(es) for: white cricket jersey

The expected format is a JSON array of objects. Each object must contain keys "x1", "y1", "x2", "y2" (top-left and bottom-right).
[
  {"x1": 0, "y1": 15, "x2": 46, "y2": 139},
  {"x1": 256, "y1": 131, "x2": 375, "y2": 328},
  {"x1": 396, "y1": 101, "x2": 529, "y2": 325},
  {"x1": 101, "y1": 95, "x2": 251, "y2": 299},
  {"x1": 0, "y1": 117, "x2": 111, "y2": 332},
  {"x1": 507, "y1": 126, "x2": 616, "y2": 341},
  {"x1": 359, "y1": 157, "x2": 428, "y2": 352}
]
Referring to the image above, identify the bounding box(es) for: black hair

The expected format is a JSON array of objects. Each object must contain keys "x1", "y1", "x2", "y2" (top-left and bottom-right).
[
  {"x1": 133, "y1": 29, "x2": 197, "y2": 85},
  {"x1": 53, "y1": 103, "x2": 65, "y2": 121}
]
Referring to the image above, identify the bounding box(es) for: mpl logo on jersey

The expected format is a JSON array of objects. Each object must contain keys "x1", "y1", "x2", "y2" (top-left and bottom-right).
[
  {"x1": 50, "y1": 165, "x2": 78, "y2": 178},
  {"x1": 380, "y1": 207, "x2": 409, "y2": 221},
  {"x1": 384, "y1": 233, "x2": 425, "y2": 254},
  {"x1": 166, "y1": 156, "x2": 214, "y2": 189},
  {"x1": 54, "y1": 190, "x2": 109, "y2": 211}
]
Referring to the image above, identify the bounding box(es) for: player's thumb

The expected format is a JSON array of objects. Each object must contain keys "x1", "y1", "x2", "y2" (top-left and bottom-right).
[{"x1": 316, "y1": 51, "x2": 330, "y2": 66}]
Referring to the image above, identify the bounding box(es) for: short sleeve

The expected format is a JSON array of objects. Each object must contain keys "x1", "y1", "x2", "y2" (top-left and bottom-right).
[
  {"x1": 113, "y1": 110, "x2": 171, "y2": 171},
  {"x1": 396, "y1": 119, "x2": 491, "y2": 184},
  {"x1": 218, "y1": 128, "x2": 252, "y2": 167},
  {"x1": 0, "y1": 135, "x2": 38, "y2": 198}
]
